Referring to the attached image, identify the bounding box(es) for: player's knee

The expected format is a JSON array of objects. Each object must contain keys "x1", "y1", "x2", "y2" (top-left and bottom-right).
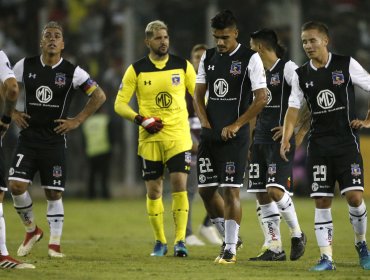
[
  {"x1": 256, "y1": 192, "x2": 272, "y2": 204},
  {"x1": 345, "y1": 191, "x2": 363, "y2": 207},
  {"x1": 9, "y1": 180, "x2": 28, "y2": 195},
  {"x1": 45, "y1": 189, "x2": 63, "y2": 200},
  {"x1": 267, "y1": 187, "x2": 284, "y2": 201}
]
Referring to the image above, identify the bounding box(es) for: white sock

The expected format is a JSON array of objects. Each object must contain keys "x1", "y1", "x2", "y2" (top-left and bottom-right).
[
  {"x1": 12, "y1": 191, "x2": 35, "y2": 232},
  {"x1": 276, "y1": 192, "x2": 301, "y2": 238},
  {"x1": 0, "y1": 203, "x2": 9, "y2": 256},
  {"x1": 224, "y1": 220, "x2": 239, "y2": 255},
  {"x1": 256, "y1": 200, "x2": 269, "y2": 247},
  {"x1": 211, "y1": 217, "x2": 225, "y2": 238},
  {"x1": 349, "y1": 201, "x2": 367, "y2": 244},
  {"x1": 47, "y1": 199, "x2": 64, "y2": 246},
  {"x1": 261, "y1": 202, "x2": 282, "y2": 252},
  {"x1": 315, "y1": 208, "x2": 333, "y2": 259}
]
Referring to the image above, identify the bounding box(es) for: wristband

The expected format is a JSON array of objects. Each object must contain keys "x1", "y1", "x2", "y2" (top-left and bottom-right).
[{"x1": 1, "y1": 115, "x2": 11, "y2": 125}]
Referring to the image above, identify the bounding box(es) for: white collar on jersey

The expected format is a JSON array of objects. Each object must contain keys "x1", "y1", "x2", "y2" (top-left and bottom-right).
[
  {"x1": 228, "y1": 43, "x2": 241, "y2": 56},
  {"x1": 309, "y1": 52, "x2": 332, "y2": 71},
  {"x1": 269, "y1": 58, "x2": 281, "y2": 72},
  {"x1": 40, "y1": 55, "x2": 64, "y2": 69}
]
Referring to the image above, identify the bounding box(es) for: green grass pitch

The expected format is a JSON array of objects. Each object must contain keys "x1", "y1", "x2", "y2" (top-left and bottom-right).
[{"x1": 1, "y1": 196, "x2": 370, "y2": 279}]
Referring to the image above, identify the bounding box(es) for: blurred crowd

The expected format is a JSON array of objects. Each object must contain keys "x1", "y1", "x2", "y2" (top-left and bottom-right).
[{"x1": 1, "y1": 0, "x2": 370, "y2": 197}]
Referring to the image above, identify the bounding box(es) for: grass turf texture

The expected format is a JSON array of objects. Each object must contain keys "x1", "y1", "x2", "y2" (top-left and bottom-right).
[{"x1": 1, "y1": 197, "x2": 369, "y2": 279}]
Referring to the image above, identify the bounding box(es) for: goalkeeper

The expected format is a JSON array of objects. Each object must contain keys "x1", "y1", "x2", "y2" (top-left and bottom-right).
[{"x1": 114, "y1": 20, "x2": 196, "y2": 257}]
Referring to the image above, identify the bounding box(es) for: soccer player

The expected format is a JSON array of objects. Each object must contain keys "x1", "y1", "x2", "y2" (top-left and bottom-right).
[
  {"x1": 185, "y1": 44, "x2": 222, "y2": 246},
  {"x1": 281, "y1": 21, "x2": 370, "y2": 271},
  {"x1": 114, "y1": 20, "x2": 196, "y2": 257},
  {"x1": 247, "y1": 29, "x2": 307, "y2": 261},
  {"x1": 8, "y1": 21, "x2": 106, "y2": 258},
  {"x1": 194, "y1": 10, "x2": 267, "y2": 264},
  {"x1": 0, "y1": 50, "x2": 35, "y2": 269}
]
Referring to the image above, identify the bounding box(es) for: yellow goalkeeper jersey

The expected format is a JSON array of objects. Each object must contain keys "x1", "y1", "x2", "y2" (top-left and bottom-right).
[{"x1": 115, "y1": 54, "x2": 196, "y2": 143}]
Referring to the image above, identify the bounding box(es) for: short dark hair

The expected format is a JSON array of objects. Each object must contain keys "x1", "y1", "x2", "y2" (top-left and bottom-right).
[
  {"x1": 250, "y1": 28, "x2": 286, "y2": 58},
  {"x1": 301, "y1": 21, "x2": 329, "y2": 37},
  {"x1": 211, "y1": 10, "x2": 237, "y2": 29}
]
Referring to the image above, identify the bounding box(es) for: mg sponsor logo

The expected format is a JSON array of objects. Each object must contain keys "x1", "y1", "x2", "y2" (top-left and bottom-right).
[
  {"x1": 317, "y1": 89, "x2": 335, "y2": 109},
  {"x1": 213, "y1": 79, "x2": 228, "y2": 97},
  {"x1": 36, "y1": 86, "x2": 53, "y2": 103},
  {"x1": 156, "y1": 92, "x2": 172, "y2": 108}
]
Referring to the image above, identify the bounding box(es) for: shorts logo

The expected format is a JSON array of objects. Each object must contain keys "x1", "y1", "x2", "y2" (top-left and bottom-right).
[
  {"x1": 172, "y1": 74, "x2": 180, "y2": 85},
  {"x1": 351, "y1": 163, "x2": 361, "y2": 177},
  {"x1": 317, "y1": 89, "x2": 336, "y2": 109},
  {"x1": 214, "y1": 79, "x2": 228, "y2": 97},
  {"x1": 225, "y1": 162, "x2": 236, "y2": 175},
  {"x1": 199, "y1": 174, "x2": 206, "y2": 183},
  {"x1": 53, "y1": 166, "x2": 62, "y2": 178},
  {"x1": 270, "y1": 73, "x2": 280, "y2": 86},
  {"x1": 268, "y1": 163, "x2": 276, "y2": 175},
  {"x1": 230, "y1": 61, "x2": 241, "y2": 76},
  {"x1": 185, "y1": 152, "x2": 192, "y2": 164},
  {"x1": 312, "y1": 182, "x2": 319, "y2": 192},
  {"x1": 55, "y1": 72, "x2": 66, "y2": 87},
  {"x1": 332, "y1": 71, "x2": 344, "y2": 86},
  {"x1": 36, "y1": 86, "x2": 53, "y2": 103},
  {"x1": 9, "y1": 168, "x2": 14, "y2": 176}
]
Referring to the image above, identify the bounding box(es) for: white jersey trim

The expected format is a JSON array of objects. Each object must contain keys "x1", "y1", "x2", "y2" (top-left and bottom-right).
[{"x1": 0, "y1": 50, "x2": 15, "y2": 82}]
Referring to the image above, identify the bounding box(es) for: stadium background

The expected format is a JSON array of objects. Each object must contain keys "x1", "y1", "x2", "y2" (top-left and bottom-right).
[{"x1": 1, "y1": 0, "x2": 370, "y2": 198}]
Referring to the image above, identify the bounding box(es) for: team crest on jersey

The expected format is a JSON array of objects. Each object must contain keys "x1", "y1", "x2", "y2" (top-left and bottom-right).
[
  {"x1": 270, "y1": 73, "x2": 280, "y2": 86},
  {"x1": 225, "y1": 162, "x2": 236, "y2": 175},
  {"x1": 351, "y1": 163, "x2": 361, "y2": 177},
  {"x1": 53, "y1": 166, "x2": 62, "y2": 178},
  {"x1": 230, "y1": 61, "x2": 241, "y2": 76},
  {"x1": 332, "y1": 71, "x2": 344, "y2": 85},
  {"x1": 172, "y1": 74, "x2": 180, "y2": 85},
  {"x1": 268, "y1": 163, "x2": 276, "y2": 175},
  {"x1": 55, "y1": 73, "x2": 66, "y2": 87}
]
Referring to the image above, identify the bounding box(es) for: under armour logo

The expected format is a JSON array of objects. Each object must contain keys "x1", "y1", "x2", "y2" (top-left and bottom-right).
[
  {"x1": 268, "y1": 177, "x2": 275, "y2": 182},
  {"x1": 53, "y1": 180, "x2": 61, "y2": 186},
  {"x1": 225, "y1": 176, "x2": 234, "y2": 182},
  {"x1": 208, "y1": 65, "x2": 215, "y2": 71},
  {"x1": 29, "y1": 73, "x2": 36, "y2": 79},
  {"x1": 305, "y1": 81, "x2": 314, "y2": 88},
  {"x1": 353, "y1": 179, "x2": 361, "y2": 184},
  {"x1": 144, "y1": 80, "x2": 151, "y2": 85}
]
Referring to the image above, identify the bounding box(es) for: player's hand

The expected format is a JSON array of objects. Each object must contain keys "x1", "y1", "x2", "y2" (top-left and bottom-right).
[
  {"x1": 350, "y1": 119, "x2": 370, "y2": 129},
  {"x1": 271, "y1": 126, "x2": 283, "y2": 141},
  {"x1": 221, "y1": 123, "x2": 240, "y2": 141},
  {"x1": 12, "y1": 110, "x2": 30, "y2": 129},
  {"x1": 280, "y1": 141, "x2": 291, "y2": 162},
  {"x1": 0, "y1": 122, "x2": 9, "y2": 138},
  {"x1": 54, "y1": 118, "x2": 81, "y2": 134},
  {"x1": 134, "y1": 115, "x2": 163, "y2": 134}
]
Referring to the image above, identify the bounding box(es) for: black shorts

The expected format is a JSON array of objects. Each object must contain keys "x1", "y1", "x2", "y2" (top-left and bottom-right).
[
  {"x1": 197, "y1": 140, "x2": 248, "y2": 188},
  {"x1": 8, "y1": 143, "x2": 66, "y2": 191},
  {"x1": 307, "y1": 152, "x2": 364, "y2": 197},
  {"x1": 247, "y1": 143, "x2": 294, "y2": 193},
  {"x1": 0, "y1": 147, "x2": 7, "y2": 191},
  {"x1": 139, "y1": 151, "x2": 191, "y2": 181}
]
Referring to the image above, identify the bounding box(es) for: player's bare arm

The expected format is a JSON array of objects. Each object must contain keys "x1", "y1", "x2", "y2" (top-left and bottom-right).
[
  {"x1": 280, "y1": 107, "x2": 299, "y2": 161},
  {"x1": 54, "y1": 86, "x2": 106, "y2": 134},
  {"x1": 194, "y1": 83, "x2": 211, "y2": 128},
  {"x1": 0, "y1": 77, "x2": 19, "y2": 136},
  {"x1": 350, "y1": 99, "x2": 370, "y2": 129},
  {"x1": 221, "y1": 87, "x2": 267, "y2": 141}
]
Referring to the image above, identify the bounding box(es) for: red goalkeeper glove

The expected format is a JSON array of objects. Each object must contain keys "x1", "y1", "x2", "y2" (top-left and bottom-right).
[{"x1": 134, "y1": 115, "x2": 163, "y2": 134}]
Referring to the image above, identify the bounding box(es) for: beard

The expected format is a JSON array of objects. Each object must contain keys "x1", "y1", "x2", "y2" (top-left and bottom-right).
[{"x1": 153, "y1": 46, "x2": 168, "y2": 57}]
